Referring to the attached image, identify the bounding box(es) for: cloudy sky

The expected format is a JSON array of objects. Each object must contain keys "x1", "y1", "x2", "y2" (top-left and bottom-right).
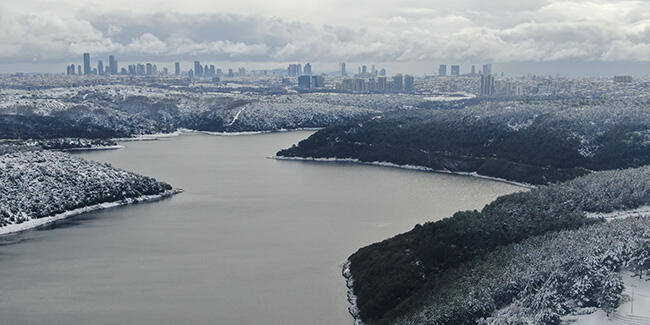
[{"x1": 1, "y1": 0, "x2": 650, "y2": 75}]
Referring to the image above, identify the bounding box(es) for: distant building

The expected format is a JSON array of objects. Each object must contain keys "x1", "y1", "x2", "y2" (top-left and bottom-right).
[
  {"x1": 188, "y1": 69, "x2": 194, "y2": 79},
  {"x1": 379, "y1": 68, "x2": 386, "y2": 76},
  {"x1": 238, "y1": 67, "x2": 246, "y2": 76},
  {"x1": 108, "y1": 55, "x2": 117, "y2": 74},
  {"x1": 451, "y1": 65, "x2": 460, "y2": 76},
  {"x1": 304, "y1": 63, "x2": 312, "y2": 75},
  {"x1": 288, "y1": 64, "x2": 302, "y2": 76},
  {"x1": 439, "y1": 64, "x2": 447, "y2": 76},
  {"x1": 482, "y1": 64, "x2": 492, "y2": 76},
  {"x1": 194, "y1": 61, "x2": 203, "y2": 77},
  {"x1": 377, "y1": 76, "x2": 387, "y2": 92},
  {"x1": 77, "y1": 65, "x2": 82, "y2": 75},
  {"x1": 83, "y1": 53, "x2": 91, "y2": 75},
  {"x1": 228, "y1": 69, "x2": 234, "y2": 78},
  {"x1": 298, "y1": 75, "x2": 311, "y2": 89},
  {"x1": 404, "y1": 75, "x2": 414, "y2": 92},
  {"x1": 175, "y1": 62, "x2": 180, "y2": 75},
  {"x1": 480, "y1": 74, "x2": 495, "y2": 96},
  {"x1": 471, "y1": 65, "x2": 476, "y2": 75},
  {"x1": 97, "y1": 60, "x2": 104, "y2": 75},
  {"x1": 354, "y1": 78, "x2": 366, "y2": 92},
  {"x1": 146, "y1": 63, "x2": 153, "y2": 75},
  {"x1": 311, "y1": 75, "x2": 324, "y2": 88},
  {"x1": 613, "y1": 75, "x2": 633, "y2": 83},
  {"x1": 339, "y1": 62, "x2": 346, "y2": 76},
  {"x1": 392, "y1": 74, "x2": 403, "y2": 92}
]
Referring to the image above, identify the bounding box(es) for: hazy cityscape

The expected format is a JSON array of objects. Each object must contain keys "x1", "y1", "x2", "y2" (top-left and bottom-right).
[{"x1": 1, "y1": 1, "x2": 650, "y2": 325}]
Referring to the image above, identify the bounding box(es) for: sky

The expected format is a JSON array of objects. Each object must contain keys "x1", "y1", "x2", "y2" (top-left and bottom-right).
[{"x1": 1, "y1": 0, "x2": 650, "y2": 76}]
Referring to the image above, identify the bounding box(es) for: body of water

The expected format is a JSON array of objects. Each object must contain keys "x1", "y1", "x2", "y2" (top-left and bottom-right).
[{"x1": 0, "y1": 131, "x2": 521, "y2": 324}]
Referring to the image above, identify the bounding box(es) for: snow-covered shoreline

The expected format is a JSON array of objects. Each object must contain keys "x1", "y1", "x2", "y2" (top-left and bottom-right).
[
  {"x1": 63, "y1": 145, "x2": 125, "y2": 151},
  {"x1": 342, "y1": 260, "x2": 364, "y2": 325},
  {"x1": 195, "y1": 127, "x2": 321, "y2": 136},
  {"x1": 0, "y1": 189, "x2": 183, "y2": 236},
  {"x1": 270, "y1": 156, "x2": 535, "y2": 189}
]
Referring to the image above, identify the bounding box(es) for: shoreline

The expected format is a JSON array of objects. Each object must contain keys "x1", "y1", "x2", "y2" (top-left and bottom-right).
[
  {"x1": 342, "y1": 260, "x2": 364, "y2": 325},
  {"x1": 63, "y1": 145, "x2": 125, "y2": 151},
  {"x1": 0, "y1": 189, "x2": 183, "y2": 237},
  {"x1": 110, "y1": 127, "x2": 320, "y2": 141},
  {"x1": 270, "y1": 156, "x2": 535, "y2": 189}
]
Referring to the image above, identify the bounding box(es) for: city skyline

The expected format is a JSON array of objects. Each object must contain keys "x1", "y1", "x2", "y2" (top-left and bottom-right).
[{"x1": 2, "y1": 1, "x2": 650, "y2": 76}]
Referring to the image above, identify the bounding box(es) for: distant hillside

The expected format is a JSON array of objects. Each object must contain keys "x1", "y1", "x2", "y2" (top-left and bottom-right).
[{"x1": 278, "y1": 99, "x2": 650, "y2": 184}]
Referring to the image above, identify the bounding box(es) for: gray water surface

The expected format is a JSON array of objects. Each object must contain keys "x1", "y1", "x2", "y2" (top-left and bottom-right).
[{"x1": 0, "y1": 131, "x2": 521, "y2": 325}]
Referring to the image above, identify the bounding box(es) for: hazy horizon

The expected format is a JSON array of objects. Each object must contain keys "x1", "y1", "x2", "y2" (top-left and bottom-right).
[{"x1": 2, "y1": 0, "x2": 650, "y2": 76}]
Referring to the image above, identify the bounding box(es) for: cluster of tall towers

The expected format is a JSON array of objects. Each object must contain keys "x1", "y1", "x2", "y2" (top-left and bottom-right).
[{"x1": 67, "y1": 53, "x2": 119, "y2": 75}]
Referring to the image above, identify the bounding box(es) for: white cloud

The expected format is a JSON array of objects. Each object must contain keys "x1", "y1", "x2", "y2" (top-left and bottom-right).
[{"x1": 1, "y1": 0, "x2": 650, "y2": 65}]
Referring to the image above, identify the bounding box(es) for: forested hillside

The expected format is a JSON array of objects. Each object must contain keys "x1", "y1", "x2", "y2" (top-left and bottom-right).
[
  {"x1": 346, "y1": 165, "x2": 650, "y2": 324},
  {"x1": 0, "y1": 151, "x2": 174, "y2": 230},
  {"x1": 278, "y1": 99, "x2": 650, "y2": 184}
]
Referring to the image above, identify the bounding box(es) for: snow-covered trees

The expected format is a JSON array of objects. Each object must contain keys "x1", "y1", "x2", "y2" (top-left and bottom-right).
[{"x1": 0, "y1": 150, "x2": 172, "y2": 229}]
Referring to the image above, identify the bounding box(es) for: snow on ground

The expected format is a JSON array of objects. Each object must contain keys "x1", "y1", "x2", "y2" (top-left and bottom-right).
[{"x1": 562, "y1": 272, "x2": 650, "y2": 325}]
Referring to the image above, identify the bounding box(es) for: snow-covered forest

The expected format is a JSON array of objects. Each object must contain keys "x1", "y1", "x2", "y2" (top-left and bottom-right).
[
  {"x1": 278, "y1": 98, "x2": 650, "y2": 184},
  {"x1": 0, "y1": 151, "x2": 173, "y2": 229},
  {"x1": 346, "y1": 165, "x2": 650, "y2": 324}
]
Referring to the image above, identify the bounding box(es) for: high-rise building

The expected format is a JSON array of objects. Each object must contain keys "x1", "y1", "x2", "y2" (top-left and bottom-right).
[
  {"x1": 298, "y1": 75, "x2": 311, "y2": 89},
  {"x1": 311, "y1": 75, "x2": 324, "y2": 88},
  {"x1": 194, "y1": 61, "x2": 203, "y2": 77},
  {"x1": 482, "y1": 64, "x2": 492, "y2": 76},
  {"x1": 238, "y1": 67, "x2": 246, "y2": 76},
  {"x1": 108, "y1": 55, "x2": 117, "y2": 74},
  {"x1": 439, "y1": 64, "x2": 447, "y2": 76},
  {"x1": 146, "y1": 63, "x2": 153, "y2": 75},
  {"x1": 175, "y1": 62, "x2": 180, "y2": 75},
  {"x1": 451, "y1": 65, "x2": 460, "y2": 76},
  {"x1": 77, "y1": 65, "x2": 82, "y2": 75},
  {"x1": 97, "y1": 60, "x2": 104, "y2": 75},
  {"x1": 471, "y1": 65, "x2": 476, "y2": 75},
  {"x1": 392, "y1": 74, "x2": 403, "y2": 92},
  {"x1": 304, "y1": 63, "x2": 312, "y2": 75},
  {"x1": 480, "y1": 74, "x2": 495, "y2": 96},
  {"x1": 379, "y1": 68, "x2": 386, "y2": 76},
  {"x1": 340, "y1": 62, "x2": 346, "y2": 76},
  {"x1": 404, "y1": 75, "x2": 414, "y2": 93},
  {"x1": 377, "y1": 76, "x2": 387, "y2": 92},
  {"x1": 228, "y1": 68, "x2": 234, "y2": 78},
  {"x1": 83, "y1": 53, "x2": 91, "y2": 75}
]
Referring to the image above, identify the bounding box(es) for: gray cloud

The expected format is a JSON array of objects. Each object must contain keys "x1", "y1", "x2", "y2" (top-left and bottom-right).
[{"x1": 1, "y1": 0, "x2": 650, "y2": 65}]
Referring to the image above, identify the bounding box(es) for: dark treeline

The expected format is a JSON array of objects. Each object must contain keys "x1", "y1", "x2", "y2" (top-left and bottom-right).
[{"x1": 278, "y1": 99, "x2": 650, "y2": 184}]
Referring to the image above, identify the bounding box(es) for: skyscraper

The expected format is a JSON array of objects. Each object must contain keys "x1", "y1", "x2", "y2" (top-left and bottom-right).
[
  {"x1": 340, "y1": 62, "x2": 346, "y2": 76},
  {"x1": 83, "y1": 53, "x2": 91, "y2": 75},
  {"x1": 439, "y1": 64, "x2": 447, "y2": 76},
  {"x1": 194, "y1": 61, "x2": 203, "y2": 77},
  {"x1": 175, "y1": 62, "x2": 180, "y2": 75},
  {"x1": 304, "y1": 63, "x2": 312, "y2": 75},
  {"x1": 392, "y1": 74, "x2": 403, "y2": 92},
  {"x1": 471, "y1": 65, "x2": 476, "y2": 75},
  {"x1": 404, "y1": 75, "x2": 414, "y2": 93},
  {"x1": 298, "y1": 75, "x2": 311, "y2": 89},
  {"x1": 451, "y1": 65, "x2": 460, "y2": 76},
  {"x1": 480, "y1": 74, "x2": 495, "y2": 96},
  {"x1": 97, "y1": 60, "x2": 104, "y2": 75},
  {"x1": 108, "y1": 55, "x2": 117, "y2": 74},
  {"x1": 482, "y1": 64, "x2": 492, "y2": 76}
]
